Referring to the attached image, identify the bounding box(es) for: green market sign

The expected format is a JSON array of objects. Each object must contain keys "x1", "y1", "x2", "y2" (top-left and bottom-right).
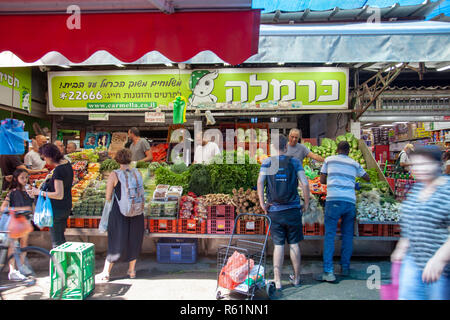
[
  {"x1": 0, "y1": 67, "x2": 32, "y2": 112},
  {"x1": 48, "y1": 68, "x2": 348, "y2": 112}
]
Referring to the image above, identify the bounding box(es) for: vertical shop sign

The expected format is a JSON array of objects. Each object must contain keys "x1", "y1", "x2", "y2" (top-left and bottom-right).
[{"x1": 0, "y1": 67, "x2": 32, "y2": 113}]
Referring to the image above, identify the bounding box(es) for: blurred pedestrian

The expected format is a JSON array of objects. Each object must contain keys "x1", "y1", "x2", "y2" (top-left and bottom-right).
[
  {"x1": 27, "y1": 143, "x2": 73, "y2": 248},
  {"x1": 316, "y1": 141, "x2": 370, "y2": 282},
  {"x1": 443, "y1": 151, "x2": 450, "y2": 175},
  {"x1": 96, "y1": 148, "x2": 145, "y2": 282},
  {"x1": 257, "y1": 134, "x2": 310, "y2": 297},
  {"x1": 391, "y1": 146, "x2": 450, "y2": 300},
  {"x1": 0, "y1": 168, "x2": 34, "y2": 280}
]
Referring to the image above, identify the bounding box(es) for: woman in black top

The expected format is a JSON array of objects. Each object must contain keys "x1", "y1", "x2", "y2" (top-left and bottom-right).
[
  {"x1": 1, "y1": 168, "x2": 34, "y2": 280},
  {"x1": 28, "y1": 144, "x2": 74, "y2": 248}
]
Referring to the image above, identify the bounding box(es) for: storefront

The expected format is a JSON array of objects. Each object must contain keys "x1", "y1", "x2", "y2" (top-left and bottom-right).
[{"x1": 1, "y1": 2, "x2": 449, "y2": 258}]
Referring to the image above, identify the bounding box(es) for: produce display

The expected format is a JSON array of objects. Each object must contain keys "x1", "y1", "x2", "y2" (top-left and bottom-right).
[
  {"x1": 304, "y1": 133, "x2": 366, "y2": 169},
  {"x1": 150, "y1": 143, "x2": 169, "y2": 162},
  {"x1": 201, "y1": 193, "x2": 234, "y2": 206},
  {"x1": 231, "y1": 188, "x2": 265, "y2": 216},
  {"x1": 356, "y1": 190, "x2": 400, "y2": 222},
  {"x1": 58, "y1": 129, "x2": 402, "y2": 238},
  {"x1": 68, "y1": 148, "x2": 101, "y2": 163},
  {"x1": 99, "y1": 159, "x2": 120, "y2": 173},
  {"x1": 72, "y1": 182, "x2": 106, "y2": 216},
  {"x1": 179, "y1": 193, "x2": 208, "y2": 220}
]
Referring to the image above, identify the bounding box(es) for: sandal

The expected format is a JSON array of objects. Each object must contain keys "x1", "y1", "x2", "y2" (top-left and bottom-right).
[
  {"x1": 289, "y1": 274, "x2": 301, "y2": 287},
  {"x1": 96, "y1": 272, "x2": 110, "y2": 282},
  {"x1": 127, "y1": 270, "x2": 136, "y2": 279}
]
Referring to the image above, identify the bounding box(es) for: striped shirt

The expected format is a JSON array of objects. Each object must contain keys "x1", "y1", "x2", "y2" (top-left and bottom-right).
[
  {"x1": 320, "y1": 154, "x2": 367, "y2": 204},
  {"x1": 400, "y1": 175, "x2": 450, "y2": 276}
]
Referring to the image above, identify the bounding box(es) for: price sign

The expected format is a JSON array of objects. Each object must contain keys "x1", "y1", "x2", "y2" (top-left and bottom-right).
[{"x1": 145, "y1": 112, "x2": 165, "y2": 123}]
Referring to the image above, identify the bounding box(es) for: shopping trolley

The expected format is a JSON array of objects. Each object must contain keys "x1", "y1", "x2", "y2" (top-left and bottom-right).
[{"x1": 215, "y1": 213, "x2": 275, "y2": 300}]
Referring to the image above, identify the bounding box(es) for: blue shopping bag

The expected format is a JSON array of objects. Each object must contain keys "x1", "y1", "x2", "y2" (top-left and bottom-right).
[
  {"x1": 0, "y1": 119, "x2": 29, "y2": 155},
  {"x1": 33, "y1": 192, "x2": 53, "y2": 228}
]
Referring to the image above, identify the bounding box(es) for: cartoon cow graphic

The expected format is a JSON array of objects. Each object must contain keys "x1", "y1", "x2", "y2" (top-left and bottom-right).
[{"x1": 188, "y1": 70, "x2": 218, "y2": 107}]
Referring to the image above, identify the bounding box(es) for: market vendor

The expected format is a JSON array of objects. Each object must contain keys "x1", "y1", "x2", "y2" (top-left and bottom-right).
[
  {"x1": 257, "y1": 134, "x2": 310, "y2": 297},
  {"x1": 24, "y1": 139, "x2": 46, "y2": 170},
  {"x1": 66, "y1": 142, "x2": 77, "y2": 154},
  {"x1": 286, "y1": 128, "x2": 324, "y2": 163},
  {"x1": 193, "y1": 132, "x2": 221, "y2": 165},
  {"x1": 316, "y1": 141, "x2": 370, "y2": 283},
  {"x1": 396, "y1": 143, "x2": 414, "y2": 173},
  {"x1": 128, "y1": 127, "x2": 153, "y2": 162}
]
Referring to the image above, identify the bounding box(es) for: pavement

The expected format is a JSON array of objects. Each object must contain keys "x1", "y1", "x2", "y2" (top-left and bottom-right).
[{"x1": 0, "y1": 253, "x2": 392, "y2": 300}]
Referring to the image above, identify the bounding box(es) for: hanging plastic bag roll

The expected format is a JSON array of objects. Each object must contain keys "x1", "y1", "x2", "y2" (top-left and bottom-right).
[{"x1": 99, "y1": 200, "x2": 113, "y2": 233}]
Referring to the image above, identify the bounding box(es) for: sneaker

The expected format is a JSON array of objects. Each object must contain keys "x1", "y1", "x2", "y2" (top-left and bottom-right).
[
  {"x1": 314, "y1": 272, "x2": 336, "y2": 282},
  {"x1": 8, "y1": 270, "x2": 26, "y2": 281},
  {"x1": 19, "y1": 264, "x2": 34, "y2": 276}
]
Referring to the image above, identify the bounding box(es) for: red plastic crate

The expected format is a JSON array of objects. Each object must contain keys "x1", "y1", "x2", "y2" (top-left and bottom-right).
[
  {"x1": 303, "y1": 223, "x2": 324, "y2": 236},
  {"x1": 207, "y1": 219, "x2": 234, "y2": 234},
  {"x1": 207, "y1": 205, "x2": 235, "y2": 220},
  {"x1": 177, "y1": 219, "x2": 206, "y2": 234},
  {"x1": 236, "y1": 217, "x2": 265, "y2": 235},
  {"x1": 149, "y1": 219, "x2": 177, "y2": 233},
  {"x1": 87, "y1": 218, "x2": 100, "y2": 229},
  {"x1": 358, "y1": 224, "x2": 384, "y2": 236},
  {"x1": 67, "y1": 218, "x2": 89, "y2": 228},
  {"x1": 382, "y1": 224, "x2": 401, "y2": 237}
]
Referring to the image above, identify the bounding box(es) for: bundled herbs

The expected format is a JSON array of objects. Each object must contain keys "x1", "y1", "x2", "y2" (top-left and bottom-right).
[
  {"x1": 207, "y1": 151, "x2": 260, "y2": 195},
  {"x1": 99, "y1": 159, "x2": 120, "y2": 173},
  {"x1": 148, "y1": 161, "x2": 168, "y2": 177},
  {"x1": 187, "y1": 164, "x2": 212, "y2": 196},
  {"x1": 154, "y1": 166, "x2": 190, "y2": 194},
  {"x1": 170, "y1": 161, "x2": 189, "y2": 174},
  {"x1": 136, "y1": 161, "x2": 150, "y2": 169}
]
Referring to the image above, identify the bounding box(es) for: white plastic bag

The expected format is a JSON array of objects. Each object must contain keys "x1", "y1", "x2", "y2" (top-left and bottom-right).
[{"x1": 98, "y1": 200, "x2": 113, "y2": 233}]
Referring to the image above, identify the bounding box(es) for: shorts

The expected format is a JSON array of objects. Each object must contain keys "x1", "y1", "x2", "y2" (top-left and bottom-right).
[{"x1": 268, "y1": 208, "x2": 303, "y2": 245}]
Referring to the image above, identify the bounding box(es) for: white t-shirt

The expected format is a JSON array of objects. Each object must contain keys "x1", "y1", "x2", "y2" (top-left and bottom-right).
[
  {"x1": 24, "y1": 150, "x2": 46, "y2": 170},
  {"x1": 194, "y1": 142, "x2": 221, "y2": 164}
]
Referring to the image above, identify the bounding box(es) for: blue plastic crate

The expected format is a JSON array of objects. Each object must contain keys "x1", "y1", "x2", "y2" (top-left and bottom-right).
[{"x1": 157, "y1": 238, "x2": 197, "y2": 264}]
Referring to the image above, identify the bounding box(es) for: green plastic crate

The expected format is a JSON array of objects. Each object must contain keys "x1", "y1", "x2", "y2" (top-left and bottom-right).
[{"x1": 50, "y1": 242, "x2": 95, "y2": 300}]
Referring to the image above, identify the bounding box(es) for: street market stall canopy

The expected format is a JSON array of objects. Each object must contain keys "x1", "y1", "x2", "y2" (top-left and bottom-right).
[
  {"x1": 0, "y1": 9, "x2": 260, "y2": 66},
  {"x1": 1, "y1": 20, "x2": 449, "y2": 69},
  {"x1": 254, "y1": 0, "x2": 445, "y2": 22}
]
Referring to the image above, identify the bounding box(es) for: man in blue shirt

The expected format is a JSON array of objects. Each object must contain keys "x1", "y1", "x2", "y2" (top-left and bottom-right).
[
  {"x1": 316, "y1": 141, "x2": 370, "y2": 282},
  {"x1": 257, "y1": 134, "x2": 310, "y2": 297}
]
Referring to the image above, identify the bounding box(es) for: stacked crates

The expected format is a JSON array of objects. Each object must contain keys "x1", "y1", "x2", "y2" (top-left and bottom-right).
[
  {"x1": 207, "y1": 205, "x2": 235, "y2": 234},
  {"x1": 50, "y1": 242, "x2": 95, "y2": 300}
]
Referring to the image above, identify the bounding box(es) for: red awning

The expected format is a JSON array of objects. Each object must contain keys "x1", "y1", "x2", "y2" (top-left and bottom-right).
[{"x1": 0, "y1": 10, "x2": 260, "y2": 65}]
